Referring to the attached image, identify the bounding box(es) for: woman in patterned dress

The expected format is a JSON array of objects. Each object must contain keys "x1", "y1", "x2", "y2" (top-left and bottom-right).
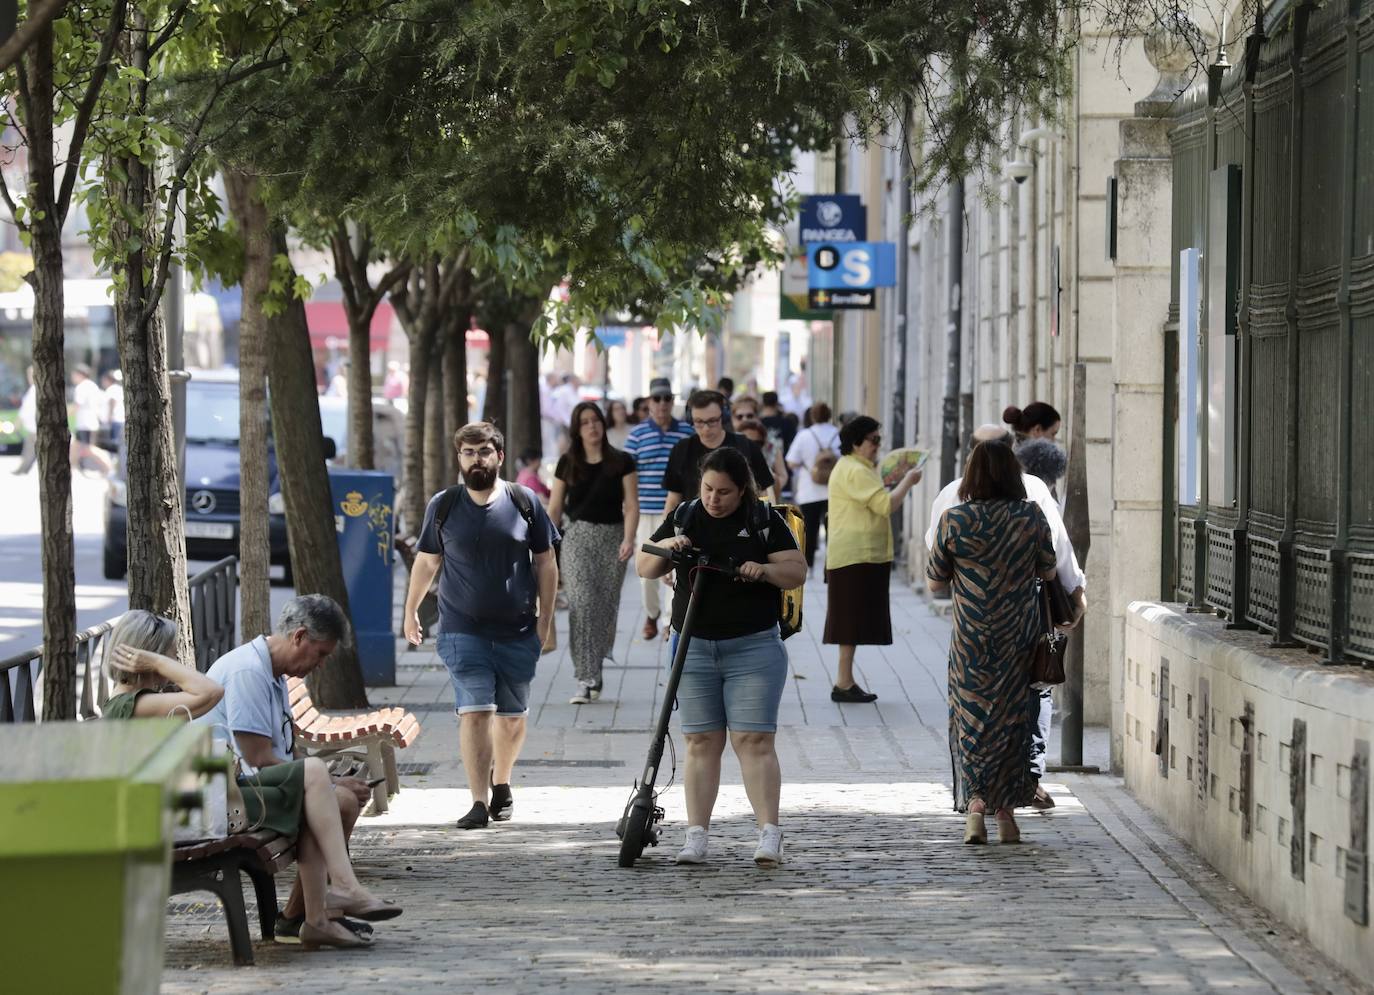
[
  {"x1": 549, "y1": 401, "x2": 639, "y2": 703},
  {"x1": 926, "y1": 440, "x2": 1057, "y2": 845}
]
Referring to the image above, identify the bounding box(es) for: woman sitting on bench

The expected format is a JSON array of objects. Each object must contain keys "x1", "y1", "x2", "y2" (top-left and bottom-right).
[{"x1": 104, "y1": 609, "x2": 399, "y2": 951}]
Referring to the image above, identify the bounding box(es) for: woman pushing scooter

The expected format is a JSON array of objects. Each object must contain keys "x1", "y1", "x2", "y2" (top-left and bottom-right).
[{"x1": 635, "y1": 447, "x2": 807, "y2": 867}]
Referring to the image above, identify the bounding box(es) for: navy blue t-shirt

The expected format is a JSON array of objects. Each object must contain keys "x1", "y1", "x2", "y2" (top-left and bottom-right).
[{"x1": 416, "y1": 482, "x2": 560, "y2": 640}]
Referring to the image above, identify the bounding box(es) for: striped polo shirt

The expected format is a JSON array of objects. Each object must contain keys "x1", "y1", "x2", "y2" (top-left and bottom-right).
[{"x1": 624, "y1": 417, "x2": 693, "y2": 515}]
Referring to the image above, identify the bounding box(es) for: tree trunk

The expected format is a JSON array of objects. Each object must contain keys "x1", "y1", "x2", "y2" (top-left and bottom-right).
[
  {"x1": 505, "y1": 313, "x2": 543, "y2": 467},
  {"x1": 483, "y1": 320, "x2": 506, "y2": 426},
  {"x1": 25, "y1": 26, "x2": 77, "y2": 720},
  {"x1": 267, "y1": 235, "x2": 369, "y2": 709},
  {"x1": 224, "y1": 170, "x2": 272, "y2": 638},
  {"x1": 346, "y1": 313, "x2": 374, "y2": 468},
  {"x1": 424, "y1": 342, "x2": 447, "y2": 498},
  {"x1": 399, "y1": 331, "x2": 431, "y2": 534},
  {"x1": 110, "y1": 18, "x2": 192, "y2": 663},
  {"x1": 441, "y1": 308, "x2": 469, "y2": 485}
]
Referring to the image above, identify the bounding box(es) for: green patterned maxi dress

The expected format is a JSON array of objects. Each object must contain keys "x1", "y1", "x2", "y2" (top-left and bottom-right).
[{"x1": 927, "y1": 499, "x2": 1055, "y2": 813}]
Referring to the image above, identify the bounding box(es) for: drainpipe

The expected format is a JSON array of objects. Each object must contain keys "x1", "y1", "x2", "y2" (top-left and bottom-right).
[{"x1": 939, "y1": 180, "x2": 964, "y2": 487}]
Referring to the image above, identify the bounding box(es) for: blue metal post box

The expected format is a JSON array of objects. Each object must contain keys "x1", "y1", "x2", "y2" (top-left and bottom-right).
[{"x1": 328, "y1": 470, "x2": 396, "y2": 685}]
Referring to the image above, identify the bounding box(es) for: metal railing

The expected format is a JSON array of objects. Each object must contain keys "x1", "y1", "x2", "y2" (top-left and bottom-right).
[
  {"x1": 189, "y1": 557, "x2": 239, "y2": 673},
  {"x1": 0, "y1": 557, "x2": 239, "y2": 724}
]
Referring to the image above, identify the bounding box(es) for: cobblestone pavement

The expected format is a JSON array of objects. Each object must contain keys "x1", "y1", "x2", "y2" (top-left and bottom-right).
[{"x1": 161, "y1": 571, "x2": 1368, "y2": 994}]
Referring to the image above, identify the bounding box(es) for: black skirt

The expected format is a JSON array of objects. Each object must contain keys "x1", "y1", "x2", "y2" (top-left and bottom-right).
[{"x1": 823, "y1": 561, "x2": 893, "y2": 645}]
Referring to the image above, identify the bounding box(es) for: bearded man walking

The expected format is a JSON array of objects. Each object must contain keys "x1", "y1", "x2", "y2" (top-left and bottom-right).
[{"x1": 404, "y1": 422, "x2": 560, "y2": 830}]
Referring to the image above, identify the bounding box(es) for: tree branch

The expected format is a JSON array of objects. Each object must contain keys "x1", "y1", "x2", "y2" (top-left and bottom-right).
[
  {"x1": 0, "y1": 0, "x2": 68, "y2": 78},
  {"x1": 57, "y1": 0, "x2": 129, "y2": 224},
  {"x1": 146, "y1": 0, "x2": 192, "y2": 59},
  {"x1": 0, "y1": 166, "x2": 24, "y2": 231}
]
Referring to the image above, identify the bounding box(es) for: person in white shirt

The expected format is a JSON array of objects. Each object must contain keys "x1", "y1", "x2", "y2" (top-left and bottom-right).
[
  {"x1": 101, "y1": 370, "x2": 125, "y2": 448},
  {"x1": 13, "y1": 366, "x2": 36, "y2": 475},
  {"x1": 925, "y1": 423, "x2": 1085, "y2": 809},
  {"x1": 70, "y1": 364, "x2": 112, "y2": 474},
  {"x1": 784, "y1": 401, "x2": 841, "y2": 569}
]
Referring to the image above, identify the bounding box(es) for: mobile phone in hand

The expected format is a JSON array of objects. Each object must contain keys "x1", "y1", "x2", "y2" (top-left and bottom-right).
[{"x1": 365, "y1": 776, "x2": 386, "y2": 788}]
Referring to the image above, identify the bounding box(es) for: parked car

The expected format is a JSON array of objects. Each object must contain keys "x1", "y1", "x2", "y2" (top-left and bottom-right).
[{"x1": 101, "y1": 370, "x2": 405, "y2": 581}]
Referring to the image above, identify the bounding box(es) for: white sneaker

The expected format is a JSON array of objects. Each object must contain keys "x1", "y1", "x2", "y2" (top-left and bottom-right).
[
  {"x1": 754, "y1": 824, "x2": 784, "y2": 867},
  {"x1": 569, "y1": 684, "x2": 592, "y2": 704},
  {"x1": 675, "y1": 826, "x2": 709, "y2": 864}
]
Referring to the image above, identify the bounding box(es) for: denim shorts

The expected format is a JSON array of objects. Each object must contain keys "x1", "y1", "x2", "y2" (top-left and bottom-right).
[
  {"x1": 675, "y1": 626, "x2": 788, "y2": 734},
  {"x1": 437, "y1": 631, "x2": 541, "y2": 717}
]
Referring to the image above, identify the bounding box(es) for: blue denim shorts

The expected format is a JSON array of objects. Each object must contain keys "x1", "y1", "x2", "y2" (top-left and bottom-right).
[
  {"x1": 437, "y1": 631, "x2": 541, "y2": 717},
  {"x1": 675, "y1": 626, "x2": 788, "y2": 734}
]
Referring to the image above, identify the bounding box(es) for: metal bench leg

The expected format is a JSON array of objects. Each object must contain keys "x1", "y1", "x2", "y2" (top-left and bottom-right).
[
  {"x1": 382, "y1": 740, "x2": 400, "y2": 796},
  {"x1": 365, "y1": 738, "x2": 388, "y2": 815},
  {"x1": 216, "y1": 865, "x2": 255, "y2": 966},
  {"x1": 171, "y1": 855, "x2": 256, "y2": 966},
  {"x1": 244, "y1": 863, "x2": 279, "y2": 942}
]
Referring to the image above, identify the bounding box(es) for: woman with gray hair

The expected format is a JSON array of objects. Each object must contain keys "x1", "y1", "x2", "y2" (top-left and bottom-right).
[{"x1": 1015, "y1": 437, "x2": 1068, "y2": 504}]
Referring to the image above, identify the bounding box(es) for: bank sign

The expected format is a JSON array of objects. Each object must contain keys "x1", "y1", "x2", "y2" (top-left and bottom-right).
[
  {"x1": 805, "y1": 241, "x2": 896, "y2": 310},
  {"x1": 799, "y1": 195, "x2": 866, "y2": 243}
]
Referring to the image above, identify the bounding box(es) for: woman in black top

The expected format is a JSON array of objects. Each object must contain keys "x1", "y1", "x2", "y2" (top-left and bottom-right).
[
  {"x1": 550, "y1": 401, "x2": 639, "y2": 703},
  {"x1": 637, "y1": 447, "x2": 807, "y2": 867}
]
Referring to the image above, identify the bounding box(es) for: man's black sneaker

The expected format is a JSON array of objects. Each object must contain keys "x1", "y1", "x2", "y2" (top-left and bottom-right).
[
  {"x1": 831, "y1": 683, "x2": 879, "y2": 704},
  {"x1": 275, "y1": 912, "x2": 373, "y2": 944},
  {"x1": 490, "y1": 782, "x2": 514, "y2": 822},
  {"x1": 456, "y1": 801, "x2": 490, "y2": 830}
]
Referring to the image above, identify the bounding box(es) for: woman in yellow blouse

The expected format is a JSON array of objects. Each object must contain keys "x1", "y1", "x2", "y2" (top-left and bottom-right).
[{"x1": 823, "y1": 415, "x2": 923, "y2": 703}]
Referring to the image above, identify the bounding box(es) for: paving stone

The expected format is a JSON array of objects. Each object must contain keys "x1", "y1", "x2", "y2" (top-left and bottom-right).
[{"x1": 159, "y1": 571, "x2": 1365, "y2": 994}]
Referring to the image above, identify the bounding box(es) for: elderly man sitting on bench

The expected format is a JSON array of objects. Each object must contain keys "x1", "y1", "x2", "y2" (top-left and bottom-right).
[{"x1": 196, "y1": 594, "x2": 402, "y2": 948}]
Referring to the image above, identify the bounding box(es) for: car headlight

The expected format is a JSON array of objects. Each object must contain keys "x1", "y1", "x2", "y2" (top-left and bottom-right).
[
  {"x1": 108, "y1": 479, "x2": 127, "y2": 507},
  {"x1": 0, "y1": 419, "x2": 13, "y2": 434},
  {"x1": 268, "y1": 491, "x2": 285, "y2": 515}
]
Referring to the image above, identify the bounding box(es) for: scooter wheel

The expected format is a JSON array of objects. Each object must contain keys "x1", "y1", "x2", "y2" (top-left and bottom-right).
[{"x1": 617, "y1": 800, "x2": 653, "y2": 867}]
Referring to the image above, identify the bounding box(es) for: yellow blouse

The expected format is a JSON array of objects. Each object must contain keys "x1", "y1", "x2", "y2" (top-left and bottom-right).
[{"x1": 824, "y1": 453, "x2": 893, "y2": 569}]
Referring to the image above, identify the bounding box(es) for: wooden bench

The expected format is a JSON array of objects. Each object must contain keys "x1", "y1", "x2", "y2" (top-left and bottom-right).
[
  {"x1": 171, "y1": 831, "x2": 296, "y2": 966},
  {"x1": 287, "y1": 677, "x2": 422, "y2": 815}
]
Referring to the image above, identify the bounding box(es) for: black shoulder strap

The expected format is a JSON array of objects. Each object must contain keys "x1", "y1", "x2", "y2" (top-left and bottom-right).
[
  {"x1": 748, "y1": 500, "x2": 772, "y2": 545},
  {"x1": 434, "y1": 484, "x2": 465, "y2": 554},
  {"x1": 506, "y1": 480, "x2": 536, "y2": 529},
  {"x1": 673, "y1": 498, "x2": 699, "y2": 536}
]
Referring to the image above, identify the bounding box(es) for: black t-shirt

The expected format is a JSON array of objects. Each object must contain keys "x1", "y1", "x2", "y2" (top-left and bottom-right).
[
  {"x1": 661, "y1": 432, "x2": 774, "y2": 502},
  {"x1": 650, "y1": 501, "x2": 798, "y2": 640},
  {"x1": 554, "y1": 452, "x2": 636, "y2": 524},
  {"x1": 761, "y1": 413, "x2": 796, "y2": 456}
]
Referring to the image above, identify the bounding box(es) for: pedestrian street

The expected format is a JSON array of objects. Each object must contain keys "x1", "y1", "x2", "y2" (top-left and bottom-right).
[{"x1": 159, "y1": 572, "x2": 1363, "y2": 994}]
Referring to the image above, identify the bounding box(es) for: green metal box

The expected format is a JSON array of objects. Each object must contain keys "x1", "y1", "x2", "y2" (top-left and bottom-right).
[{"x1": 0, "y1": 719, "x2": 209, "y2": 993}]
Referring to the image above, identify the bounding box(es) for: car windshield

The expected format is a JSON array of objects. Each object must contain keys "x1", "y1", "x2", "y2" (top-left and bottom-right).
[{"x1": 184, "y1": 384, "x2": 241, "y2": 444}]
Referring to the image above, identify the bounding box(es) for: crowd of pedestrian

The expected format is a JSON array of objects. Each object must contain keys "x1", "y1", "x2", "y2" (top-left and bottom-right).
[{"x1": 95, "y1": 372, "x2": 1084, "y2": 906}]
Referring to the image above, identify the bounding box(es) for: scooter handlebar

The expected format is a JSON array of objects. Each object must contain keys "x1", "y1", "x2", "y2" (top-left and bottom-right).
[{"x1": 639, "y1": 543, "x2": 738, "y2": 577}]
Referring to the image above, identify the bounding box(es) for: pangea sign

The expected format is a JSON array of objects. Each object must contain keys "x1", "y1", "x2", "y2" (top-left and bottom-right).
[{"x1": 799, "y1": 194, "x2": 866, "y2": 243}]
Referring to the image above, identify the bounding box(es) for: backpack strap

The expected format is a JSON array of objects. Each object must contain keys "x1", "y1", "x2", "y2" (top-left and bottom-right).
[
  {"x1": 748, "y1": 500, "x2": 772, "y2": 546},
  {"x1": 672, "y1": 498, "x2": 699, "y2": 537},
  {"x1": 507, "y1": 480, "x2": 537, "y2": 531},
  {"x1": 433, "y1": 484, "x2": 465, "y2": 555}
]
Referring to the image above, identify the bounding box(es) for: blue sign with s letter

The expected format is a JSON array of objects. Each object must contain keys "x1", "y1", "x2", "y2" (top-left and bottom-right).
[{"x1": 807, "y1": 242, "x2": 897, "y2": 289}]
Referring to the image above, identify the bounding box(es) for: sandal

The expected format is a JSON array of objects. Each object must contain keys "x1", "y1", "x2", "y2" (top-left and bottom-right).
[
  {"x1": 326, "y1": 891, "x2": 403, "y2": 922},
  {"x1": 300, "y1": 921, "x2": 371, "y2": 950}
]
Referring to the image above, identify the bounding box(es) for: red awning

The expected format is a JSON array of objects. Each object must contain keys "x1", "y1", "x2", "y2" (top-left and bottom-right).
[{"x1": 305, "y1": 300, "x2": 395, "y2": 352}]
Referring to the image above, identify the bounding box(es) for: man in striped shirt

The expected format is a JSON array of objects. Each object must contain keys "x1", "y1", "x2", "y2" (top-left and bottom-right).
[{"x1": 623, "y1": 377, "x2": 693, "y2": 640}]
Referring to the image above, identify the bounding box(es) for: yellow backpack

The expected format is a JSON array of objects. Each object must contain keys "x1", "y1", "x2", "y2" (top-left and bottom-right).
[{"x1": 673, "y1": 499, "x2": 807, "y2": 640}]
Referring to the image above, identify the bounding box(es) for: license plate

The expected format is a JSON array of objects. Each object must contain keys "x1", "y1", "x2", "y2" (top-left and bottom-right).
[{"x1": 185, "y1": 521, "x2": 234, "y2": 540}]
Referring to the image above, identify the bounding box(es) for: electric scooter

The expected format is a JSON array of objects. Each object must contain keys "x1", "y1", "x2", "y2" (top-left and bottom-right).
[{"x1": 616, "y1": 542, "x2": 737, "y2": 867}]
